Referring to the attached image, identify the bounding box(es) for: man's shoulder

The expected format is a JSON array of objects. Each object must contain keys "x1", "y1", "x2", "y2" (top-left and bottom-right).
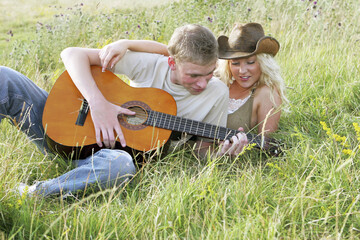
[{"x1": 207, "y1": 77, "x2": 228, "y2": 93}]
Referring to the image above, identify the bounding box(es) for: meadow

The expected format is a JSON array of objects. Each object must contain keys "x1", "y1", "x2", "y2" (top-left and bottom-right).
[{"x1": 1, "y1": 0, "x2": 360, "y2": 239}]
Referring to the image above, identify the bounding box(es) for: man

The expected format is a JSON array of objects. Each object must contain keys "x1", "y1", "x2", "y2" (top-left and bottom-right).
[
  {"x1": 61, "y1": 24, "x2": 230, "y2": 152},
  {"x1": 3, "y1": 24, "x2": 244, "y2": 198}
]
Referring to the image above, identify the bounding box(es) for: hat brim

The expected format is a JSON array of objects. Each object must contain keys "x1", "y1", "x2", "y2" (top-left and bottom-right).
[{"x1": 218, "y1": 36, "x2": 280, "y2": 59}]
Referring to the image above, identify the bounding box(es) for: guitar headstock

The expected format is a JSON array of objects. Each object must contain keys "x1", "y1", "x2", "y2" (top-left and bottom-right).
[
  {"x1": 262, "y1": 137, "x2": 284, "y2": 156},
  {"x1": 247, "y1": 134, "x2": 283, "y2": 156}
]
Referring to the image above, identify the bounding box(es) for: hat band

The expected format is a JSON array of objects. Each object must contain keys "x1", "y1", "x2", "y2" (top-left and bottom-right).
[{"x1": 224, "y1": 49, "x2": 253, "y2": 53}]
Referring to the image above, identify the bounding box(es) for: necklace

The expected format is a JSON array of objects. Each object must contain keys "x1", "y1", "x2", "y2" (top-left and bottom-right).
[{"x1": 228, "y1": 94, "x2": 251, "y2": 114}]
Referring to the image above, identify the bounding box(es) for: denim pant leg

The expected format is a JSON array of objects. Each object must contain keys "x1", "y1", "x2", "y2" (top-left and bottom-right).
[
  {"x1": 0, "y1": 66, "x2": 49, "y2": 153},
  {"x1": 36, "y1": 149, "x2": 136, "y2": 197}
]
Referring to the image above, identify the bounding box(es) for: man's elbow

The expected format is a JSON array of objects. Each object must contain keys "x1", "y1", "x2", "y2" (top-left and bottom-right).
[{"x1": 60, "y1": 47, "x2": 78, "y2": 61}]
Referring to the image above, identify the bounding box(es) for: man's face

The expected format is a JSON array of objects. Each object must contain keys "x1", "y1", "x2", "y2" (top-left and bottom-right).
[{"x1": 171, "y1": 60, "x2": 216, "y2": 95}]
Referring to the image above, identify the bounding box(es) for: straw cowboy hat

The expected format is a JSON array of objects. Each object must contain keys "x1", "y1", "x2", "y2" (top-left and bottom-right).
[{"x1": 218, "y1": 23, "x2": 280, "y2": 59}]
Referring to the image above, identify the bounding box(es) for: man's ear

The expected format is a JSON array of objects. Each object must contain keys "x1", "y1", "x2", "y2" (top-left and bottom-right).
[{"x1": 168, "y1": 57, "x2": 176, "y2": 70}]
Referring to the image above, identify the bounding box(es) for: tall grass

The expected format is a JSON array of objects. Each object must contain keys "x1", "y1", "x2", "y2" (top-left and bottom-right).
[{"x1": 1, "y1": 0, "x2": 360, "y2": 239}]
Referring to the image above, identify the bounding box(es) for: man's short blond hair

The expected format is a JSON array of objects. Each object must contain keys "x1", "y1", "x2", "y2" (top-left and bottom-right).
[{"x1": 167, "y1": 24, "x2": 218, "y2": 66}]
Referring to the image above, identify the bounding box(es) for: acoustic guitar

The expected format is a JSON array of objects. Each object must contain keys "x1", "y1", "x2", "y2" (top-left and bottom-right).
[{"x1": 42, "y1": 66, "x2": 280, "y2": 159}]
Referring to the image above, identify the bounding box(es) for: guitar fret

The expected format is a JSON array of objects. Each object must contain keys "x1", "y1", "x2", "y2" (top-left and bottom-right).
[
  {"x1": 205, "y1": 122, "x2": 214, "y2": 139},
  {"x1": 175, "y1": 115, "x2": 181, "y2": 131},
  {"x1": 160, "y1": 112, "x2": 166, "y2": 128},
  {"x1": 214, "y1": 124, "x2": 218, "y2": 139},
  {"x1": 145, "y1": 110, "x2": 152, "y2": 125},
  {"x1": 200, "y1": 123, "x2": 207, "y2": 137},
  {"x1": 203, "y1": 122, "x2": 210, "y2": 138},
  {"x1": 171, "y1": 114, "x2": 177, "y2": 130},
  {"x1": 214, "y1": 125, "x2": 219, "y2": 139},
  {"x1": 221, "y1": 128, "x2": 227, "y2": 140},
  {"x1": 197, "y1": 121, "x2": 201, "y2": 136},
  {"x1": 190, "y1": 120, "x2": 195, "y2": 135},
  {"x1": 151, "y1": 111, "x2": 156, "y2": 126},
  {"x1": 157, "y1": 111, "x2": 162, "y2": 127},
  {"x1": 189, "y1": 120, "x2": 194, "y2": 135},
  {"x1": 218, "y1": 127, "x2": 224, "y2": 139},
  {"x1": 189, "y1": 119, "x2": 193, "y2": 134},
  {"x1": 221, "y1": 128, "x2": 229, "y2": 140},
  {"x1": 169, "y1": 114, "x2": 174, "y2": 130},
  {"x1": 176, "y1": 116, "x2": 181, "y2": 132},
  {"x1": 165, "y1": 113, "x2": 170, "y2": 130},
  {"x1": 171, "y1": 115, "x2": 176, "y2": 130},
  {"x1": 167, "y1": 114, "x2": 173, "y2": 130},
  {"x1": 202, "y1": 122, "x2": 206, "y2": 137},
  {"x1": 203, "y1": 124, "x2": 213, "y2": 138},
  {"x1": 184, "y1": 118, "x2": 188, "y2": 133},
  {"x1": 196, "y1": 121, "x2": 200, "y2": 136},
  {"x1": 151, "y1": 111, "x2": 157, "y2": 126},
  {"x1": 155, "y1": 111, "x2": 161, "y2": 126}
]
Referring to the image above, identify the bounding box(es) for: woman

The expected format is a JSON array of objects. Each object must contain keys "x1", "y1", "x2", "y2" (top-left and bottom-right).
[
  {"x1": 216, "y1": 23, "x2": 287, "y2": 135},
  {"x1": 99, "y1": 23, "x2": 287, "y2": 154}
]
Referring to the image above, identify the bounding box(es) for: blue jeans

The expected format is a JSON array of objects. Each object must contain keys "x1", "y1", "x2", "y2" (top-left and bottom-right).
[{"x1": 0, "y1": 66, "x2": 136, "y2": 197}]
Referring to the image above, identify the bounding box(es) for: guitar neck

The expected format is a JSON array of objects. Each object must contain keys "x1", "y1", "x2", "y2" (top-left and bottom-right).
[{"x1": 144, "y1": 109, "x2": 262, "y2": 147}]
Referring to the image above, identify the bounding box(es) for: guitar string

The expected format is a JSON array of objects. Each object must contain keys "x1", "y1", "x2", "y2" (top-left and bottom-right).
[
  {"x1": 129, "y1": 109, "x2": 246, "y2": 140},
  {"x1": 131, "y1": 109, "x2": 240, "y2": 141},
  {"x1": 125, "y1": 108, "x2": 265, "y2": 146}
]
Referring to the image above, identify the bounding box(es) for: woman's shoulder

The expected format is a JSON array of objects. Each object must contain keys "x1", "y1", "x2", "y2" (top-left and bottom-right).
[
  {"x1": 253, "y1": 84, "x2": 281, "y2": 104},
  {"x1": 255, "y1": 84, "x2": 280, "y2": 95},
  {"x1": 254, "y1": 84, "x2": 271, "y2": 97}
]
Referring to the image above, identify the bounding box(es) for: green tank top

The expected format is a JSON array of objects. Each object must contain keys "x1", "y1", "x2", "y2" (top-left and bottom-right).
[{"x1": 226, "y1": 89, "x2": 255, "y2": 132}]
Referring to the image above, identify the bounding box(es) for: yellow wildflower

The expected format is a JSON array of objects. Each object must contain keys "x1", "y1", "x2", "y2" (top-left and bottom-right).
[{"x1": 342, "y1": 149, "x2": 354, "y2": 156}]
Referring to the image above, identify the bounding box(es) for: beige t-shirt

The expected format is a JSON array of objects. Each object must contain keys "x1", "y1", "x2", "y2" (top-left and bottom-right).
[{"x1": 113, "y1": 51, "x2": 228, "y2": 136}]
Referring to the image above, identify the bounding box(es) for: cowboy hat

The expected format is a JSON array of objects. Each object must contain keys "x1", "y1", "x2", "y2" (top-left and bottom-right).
[{"x1": 218, "y1": 23, "x2": 280, "y2": 59}]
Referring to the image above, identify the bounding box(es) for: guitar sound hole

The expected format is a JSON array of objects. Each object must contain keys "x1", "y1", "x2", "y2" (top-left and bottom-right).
[{"x1": 125, "y1": 106, "x2": 147, "y2": 125}]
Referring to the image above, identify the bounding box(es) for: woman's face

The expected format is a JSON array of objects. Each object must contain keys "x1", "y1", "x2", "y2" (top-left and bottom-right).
[{"x1": 229, "y1": 55, "x2": 262, "y2": 89}]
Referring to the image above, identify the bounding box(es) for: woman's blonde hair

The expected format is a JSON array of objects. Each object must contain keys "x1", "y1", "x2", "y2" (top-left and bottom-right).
[{"x1": 215, "y1": 53, "x2": 288, "y2": 107}]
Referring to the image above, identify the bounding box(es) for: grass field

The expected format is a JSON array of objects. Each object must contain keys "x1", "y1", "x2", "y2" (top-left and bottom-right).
[{"x1": 1, "y1": 0, "x2": 360, "y2": 239}]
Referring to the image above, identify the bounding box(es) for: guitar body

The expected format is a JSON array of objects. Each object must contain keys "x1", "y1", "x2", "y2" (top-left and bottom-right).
[{"x1": 42, "y1": 66, "x2": 177, "y2": 159}]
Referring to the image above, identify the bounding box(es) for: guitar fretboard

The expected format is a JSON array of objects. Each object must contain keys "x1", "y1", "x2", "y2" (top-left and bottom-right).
[{"x1": 144, "y1": 109, "x2": 264, "y2": 148}]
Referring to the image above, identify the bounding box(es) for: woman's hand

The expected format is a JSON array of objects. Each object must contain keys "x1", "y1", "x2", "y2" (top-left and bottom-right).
[
  {"x1": 99, "y1": 40, "x2": 129, "y2": 71},
  {"x1": 99, "y1": 39, "x2": 169, "y2": 72},
  {"x1": 89, "y1": 98, "x2": 135, "y2": 148},
  {"x1": 219, "y1": 127, "x2": 249, "y2": 156}
]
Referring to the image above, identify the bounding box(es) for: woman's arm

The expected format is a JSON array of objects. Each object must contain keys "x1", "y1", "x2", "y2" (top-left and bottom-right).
[
  {"x1": 99, "y1": 39, "x2": 169, "y2": 71},
  {"x1": 254, "y1": 86, "x2": 282, "y2": 135}
]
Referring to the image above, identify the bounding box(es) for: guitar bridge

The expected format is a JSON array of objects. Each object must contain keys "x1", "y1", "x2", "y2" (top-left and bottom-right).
[{"x1": 75, "y1": 99, "x2": 89, "y2": 126}]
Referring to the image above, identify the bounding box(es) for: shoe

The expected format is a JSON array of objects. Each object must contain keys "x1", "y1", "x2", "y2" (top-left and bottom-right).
[{"x1": 17, "y1": 182, "x2": 37, "y2": 197}]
